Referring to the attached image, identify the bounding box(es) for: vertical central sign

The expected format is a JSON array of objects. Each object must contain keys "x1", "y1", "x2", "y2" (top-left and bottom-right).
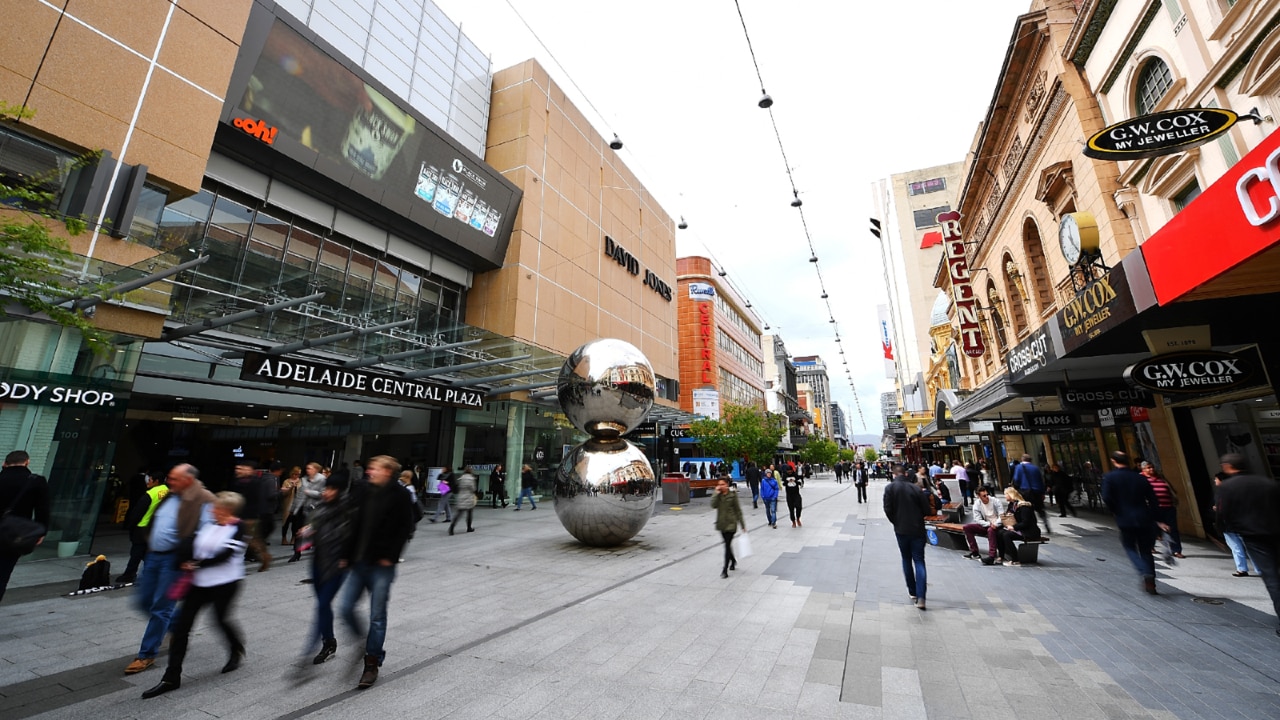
[
  {"x1": 938, "y1": 211, "x2": 985, "y2": 358},
  {"x1": 698, "y1": 302, "x2": 715, "y2": 383}
]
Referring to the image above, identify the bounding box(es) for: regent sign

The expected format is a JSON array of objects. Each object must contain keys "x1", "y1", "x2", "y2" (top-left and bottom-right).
[
  {"x1": 1084, "y1": 108, "x2": 1238, "y2": 161},
  {"x1": 240, "y1": 353, "x2": 485, "y2": 408},
  {"x1": 939, "y1": 211, "x2": 985, "y2": 357},
  {"x1": 1123, "y1": 350, "x2": 1259, "y2": 395}
]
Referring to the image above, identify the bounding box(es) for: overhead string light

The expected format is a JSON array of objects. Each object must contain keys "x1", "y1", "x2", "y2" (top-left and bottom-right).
[{"x1": 732, "y1": 0, "x2": 866, "y2": 431}]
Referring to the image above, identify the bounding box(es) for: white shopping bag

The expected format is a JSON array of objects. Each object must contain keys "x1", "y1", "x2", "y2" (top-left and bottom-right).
[{"x1": 732, "y1": 532, "x2": 753, "y2": 559}]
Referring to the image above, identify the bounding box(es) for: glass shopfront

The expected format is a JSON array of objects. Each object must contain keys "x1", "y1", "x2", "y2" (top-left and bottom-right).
[{"x1": 453, "y1": 402, "x2": 587, "y2": 499}]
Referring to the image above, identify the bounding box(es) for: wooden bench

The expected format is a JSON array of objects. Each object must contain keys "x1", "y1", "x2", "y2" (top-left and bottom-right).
[
  {"x1": 688, "y1": 478, "x2": 720, "y2": 498},
  {"x1": 928, "y1": 522, "x2": 970, "y2": 550}
]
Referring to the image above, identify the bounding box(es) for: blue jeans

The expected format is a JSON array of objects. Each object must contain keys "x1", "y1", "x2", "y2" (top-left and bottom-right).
[
  {"x1": 1225, "y1": 532, "x2": 1253, "y2": 572},
  {"x1": 763, "y1": 498, "x2": 777, "y2": 526},
  {"x1": 516, "y1": 487, "x2": 536, "y2": 509},
  {"x1": 134, "y1": 551, "x2": 181, "y2": 659},
  {"x1": 895, "y1": 533, "x2": 927, "y2": 600},
  {"x1": 1119, "y1": 526, "x2": 1156, "y2": 579},
  {"x1": 1240, "y1": 535, "x2": 1280, "y2": 622},
  {"x1": 308, "y1": 568, "x2": 348, "y2": 651},
  {"x1": 340, "y1": 562, "x2": 396, "y2": 663}
]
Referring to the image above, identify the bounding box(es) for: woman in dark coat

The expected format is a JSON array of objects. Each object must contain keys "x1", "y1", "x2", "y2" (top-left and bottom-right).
[
  {"x1": 997, "y1": 487, "x2": 1041, "y2": 566},
  {"x1": 710, "y1": 479, "x2": 747, "y2": 578},
  {"x1": 784, "y1": 472, "x2": 804, "y2": 527},
  {"x1": 488, "y1": 464, "x2": 508, "y2": 508}
]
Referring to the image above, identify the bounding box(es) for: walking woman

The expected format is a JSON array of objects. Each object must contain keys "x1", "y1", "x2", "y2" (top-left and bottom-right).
[
  {"x1": 449, "y1": 467, "x2": 478, "y2": 535},
  {"x1": 711, "y1": 479, "x2": 747, "y2": 578},
  {"x1": 996, "y1": 487, "x2": 1041, "y2": 566},
  {"x1": 488, "y1": 464, "x2": 508, "y2": 508},
  {"x1": 301, "y1": 473, "x2": 350, "y2": 664},
  {"x1": 280, "y1": 466, "x2": 301, "y2": 545},
  {"x1": 288, "y1": 463, "x2": 326, "y2": 561},
  {"x1": 142, "y1": 492, "x2": 247, "y2": 698},
  {"x1": 784, "y1": 472, "x2": 804, "y2": 527},
  {"x1": 760, "y1": 468, "x2": 780, "y2": 529}
]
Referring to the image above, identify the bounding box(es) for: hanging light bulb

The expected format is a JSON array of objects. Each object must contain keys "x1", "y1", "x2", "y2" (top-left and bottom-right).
[
  {"x1": 678, "y1": 216, "x2": 688, "y2": 230},
  {"x1": 758, "y1": 92, "x2": 773, "y2": 109},
  {"x1": 809, "y1": 256, "x2": 818, "y2": 263},
  {"x1": 791, "y1": 192, "x2": 803, "y2": 208},
  {"x1": 820, "y1": 293, "x2": 828, "y2": 299},
  {"x1": 609, "y1": 134, "x2": 623, "y2": 150}
]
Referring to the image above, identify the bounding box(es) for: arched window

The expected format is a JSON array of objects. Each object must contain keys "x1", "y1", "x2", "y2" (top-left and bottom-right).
[
  {"x1": 986, "y1": 284, "x2": 1009, "y2": 355},
  {"x1": 1002, "y1": 253, "x2": 1030, "y2": 337},
  {"x1": 1135, "y1": 58, "x2": 1173, "y2": 115},
  {"x1": 1021, "y1": 217, "x2": 1053, "y2": 312}
]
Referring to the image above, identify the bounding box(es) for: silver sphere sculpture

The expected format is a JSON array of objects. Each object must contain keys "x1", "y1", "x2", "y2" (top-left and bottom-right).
[{"x1": 554, "y1": 339, "x2": 657, "y2": 546}]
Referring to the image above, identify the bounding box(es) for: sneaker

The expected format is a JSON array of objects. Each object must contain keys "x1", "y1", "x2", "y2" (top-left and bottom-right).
[
  {"x1": 915, "y1": 598, "x2": 926, "y2": 611},
  {"x1": 1007, "y1": 561, "x2": 1021, "y2": 567},
  {"x1": 1233, "y1": 571, "x2": 1250, "y2": 577},
  {"x1": 981, "y1": 556, "x2": 996, "y2": 566},
  {"x1": 312, "y1": 640, "x2": 336, "y2": 665},
  {"x1": 964, "y1": 551, "x2": 980, "y2": 559}
]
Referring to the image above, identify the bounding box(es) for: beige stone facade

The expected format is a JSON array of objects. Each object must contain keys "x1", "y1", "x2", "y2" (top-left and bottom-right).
[{"x1": 467, "y1": 60, "x2": 678, "y2": 385}]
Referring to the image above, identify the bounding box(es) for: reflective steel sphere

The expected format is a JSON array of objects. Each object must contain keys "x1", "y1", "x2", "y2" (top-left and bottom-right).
[
  {"x1": 557, "y1": 339, "x2": 655, "y2": 438},
  {"x1": 554, "y1": 438, "x2": 655, "y2": 546}
]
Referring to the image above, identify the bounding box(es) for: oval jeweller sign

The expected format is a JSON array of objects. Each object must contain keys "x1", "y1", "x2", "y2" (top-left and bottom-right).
[
  {"x1": 1084, "y1": 108, "x2": 1238, "y2": 161},
  {"x1": 1123, "y1": 350, "x2": 1259, "y2": 395}
]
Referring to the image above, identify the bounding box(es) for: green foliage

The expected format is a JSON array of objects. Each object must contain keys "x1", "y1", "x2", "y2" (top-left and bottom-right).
[
  {"x1": 838, "y1": 448, "x2": 856, "y2": 463},
  {"x1": 1, "y1": 103, "x2": 111, "y2": 354},
  {"x1": 863, "y1": 447, "x2": 879, "y2": 464},
  {"x1": 688, "y1": 404, "x2": 786, "y2": 465},
  {"x1": 798, "y1": 436, "x2": 840, "y2": 467}
]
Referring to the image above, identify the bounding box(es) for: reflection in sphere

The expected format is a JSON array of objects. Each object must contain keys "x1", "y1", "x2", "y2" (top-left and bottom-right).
[
  {"x1": 554, "y1": 438, "x2": 655, "y2": 547},
  {"x1": 557, "y1": 339, "x2": 655, "y2": 438}
]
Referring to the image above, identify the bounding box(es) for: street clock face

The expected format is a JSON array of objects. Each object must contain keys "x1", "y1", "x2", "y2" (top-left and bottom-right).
[{"x1": 1058, "y1": 212, "x2": 1099, "y2": 266}]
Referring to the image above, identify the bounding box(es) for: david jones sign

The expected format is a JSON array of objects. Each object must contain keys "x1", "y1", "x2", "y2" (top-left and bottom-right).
[
  {"x1": 603, "y1": 236, "x2": 673, "y2": 301},
  {"x1": 240, "y1": 353, "x2": 485, "y2": 408},
  {"x1": 939, "y1": 211, "x2": 985, "y2": 357}
]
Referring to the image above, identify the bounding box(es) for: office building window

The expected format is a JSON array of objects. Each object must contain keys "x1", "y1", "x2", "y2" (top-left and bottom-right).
[
  {"x1": 913, "y1": 205, "x2": 951, "y2": 229},
  {"x1": 1135, "y1": 58, "x2": 1173, "y2": 115}
]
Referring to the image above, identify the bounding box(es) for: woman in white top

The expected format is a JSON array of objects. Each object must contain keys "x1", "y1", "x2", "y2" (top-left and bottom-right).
[
  {"x1": 289, "y1": 463, "x2": 327, "y2": 562},
  {"x1": 142, "y1": 491, "x2": 247, "y2": 699}
]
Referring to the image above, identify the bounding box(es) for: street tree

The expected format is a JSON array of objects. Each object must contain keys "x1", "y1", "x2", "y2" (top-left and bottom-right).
[
  {"x1": 863, "y1": 447, "x2": 878, "y2": 464},
  {"x1": 798, "y1": 437, "x2": 840, "y2": 467},
  {"x1": 688, "y1": 404, "x2": 786, "y2": 466}
]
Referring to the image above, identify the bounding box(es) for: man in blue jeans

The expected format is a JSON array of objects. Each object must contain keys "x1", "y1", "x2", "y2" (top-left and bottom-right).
[
  {"x1": 883, "y1": 464, "x2": 931, "y2": 610},
  {"x1": 1100, "y1": 451, "x2": 1159, "y2": 595},
  {"x1": 125, "y1": 463, "x2": 214, "y2": 675},
  {"x1": 340, "y1": 455, "x2": 415, "y2": 688}
]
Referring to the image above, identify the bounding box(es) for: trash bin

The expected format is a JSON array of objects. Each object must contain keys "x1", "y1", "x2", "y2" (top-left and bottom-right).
[{"x1": 662, "y1": 475, "x2": 689, "y2": 504}]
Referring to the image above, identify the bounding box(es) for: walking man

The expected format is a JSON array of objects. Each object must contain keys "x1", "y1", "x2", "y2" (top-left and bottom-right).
[
  {"x1": 884, "y1": 463, "x2": 930, "y2": 610},
  {"x1": 1216, "y1": 453, "x2": 1280, "y2": 634},
  {"x1": 745, "y1": 461, "x2": 762, "y2": 509},
  {"x1": 126, "y1": 463, "x2": 215, "y2": 674},
  {"x1": 1013, "y1": 454, "x2": 1050, "y2": 533},
  {"x1": 1100, "y1": 451, "x2": 1160, "y2": 595},
  {"x1": 854, "y1": 462, "x2": 869, "y2": 503},
  {"x1": 340, "y1": 455, "x2": 415, "y2": 688},
  {"x1": 231, "y1": 460, "x2": 270, "y2": 572},
  {"x1": 0, "y1": 451, "x2": 50, "y2": 603}
]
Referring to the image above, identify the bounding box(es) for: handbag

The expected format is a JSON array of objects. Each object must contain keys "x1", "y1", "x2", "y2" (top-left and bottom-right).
[
  {"x1": 1000, "y1": 512, "x2": 1016, "y2": 528},
  {"x1": 731, "y1": 532, "x2": 753, "y2": 559},
  {"x1": 166, "y1": 571, "x2": 194, "y2": 601},
  {"x1": 0, "y1": 476, "x2": 46, "y2": 556}
]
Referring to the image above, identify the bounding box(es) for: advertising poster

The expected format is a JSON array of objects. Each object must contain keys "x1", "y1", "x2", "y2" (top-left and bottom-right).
[
  {"x1": 692, "y1": 388, "x2": 721, "y2": 420},
  {"x1": 878, "y1": 304, "x2": 896, "y2": 379}
]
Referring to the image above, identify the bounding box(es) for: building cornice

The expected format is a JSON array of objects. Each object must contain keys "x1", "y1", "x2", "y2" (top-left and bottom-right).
[
  {"x1": 1068, "y1": 0, "x2": 1118, "y2": 65},
  {"x1": 1099, "y1": 0, "x2": 1162, "y2": 94}
]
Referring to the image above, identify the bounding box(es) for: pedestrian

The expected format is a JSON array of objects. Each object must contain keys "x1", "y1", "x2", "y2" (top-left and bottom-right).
[
  {"x1": 1012, "y1": 454, "x2": 1050, "y2": 533},
  {"x1": 288, "y1": 462, "x2": 326, "y2": 562},
  {"x1": 432, "y1": 467, "x2": 454, "y2": 522},
  {"x1": 950, "y1": 459, "x2": 970, "y2": 506},
  {"x1": 963, "y1": 485, "x2": 1003, "y2": 564},
  {"x1": 449, "y1": 466, "x2": 478, "y2": 535},
  {"x1": 784, "y1": 470, "x2": 804, "y2": 527},
  {"x1": 126, "y1": 463, "x2": 214, "y2": 675},
  {"x1": 710, "y1": 478, "x2": 747, "y2": 578},
  {"x1": 230, "y1": 460, "x2": 270, "y2": 572},
  {"x1": 141, "y1": 491, "x2": 248, "y2": 698},
  {"x1": 488, "y1": 464, "x2": 508, "y2": 508},
  {"x1": 1100, "y1": 451, "x2": 1160, "y2": 595},
  {"x1": 260, "y1": 461, "x2": 284, "y2": 549},
  {"x1": 744, "y1": 462, "x2": 761, "y2": 509},
  {"x1": 515, "y1": 464, "x2": 537, "y2": 510},
  {"x1": 301, "y1": 471, "x2": 350, "y2": 665},
  {"x1": 117, "y1": 472, "x2": 168, "y2": 585},
  {"x1": 1048, "y1": 463, "x2": 1077, "y2": 517},
  {"x1": 883, "y1": 464, "x2": 930, "y2": 610},
  {"x1": 339, "y1": 455, "x2": 416, "y2": 688},
  {"x1": 280, "y1": 466, "x2": 301, "y2": 545},
  {"x1": 398, "y1": 470, "x2": 422, "y2": 558},
  {"x1": 0, "y1": 450, "x2": 50, "y2": 603},
  {"x1": 1216, "y1": 453, "x2": 1280, "y2": 634},
  {"x1": 1215, "y1": 471, "x2": 1256, "y2": 577},
  {"x1": 834, "y1": 461, "x2": 844, "y2": 484},
  {"x1": 854, "y1": 462, "x2": 869, "y2": 503},
  {"x1": 759, "y1": 468, "x2": 780, "y2": 528},
  {"x1": 996, "y1": 487, "x2": 1040, "y2": 566},
  {"x1": 1141, "y1": 461, "x2": 1183, "y2": 559}
]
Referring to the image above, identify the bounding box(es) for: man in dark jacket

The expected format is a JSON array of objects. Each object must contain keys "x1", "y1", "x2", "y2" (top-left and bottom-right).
[
  {"x1": 854, "y1": 462, "x2": 870, "y2": 503},
  {"x1": 0, "y1": 450, "x2": 50, "y2": 603},
  {"x1": 744, "y1": 462, "x2": 762, "y2": 509},
  {"x1": 340, "y1": 455, "x2": 415, "y2": 689},
  {"x1": 230, "y1": 461, "x2": 269, "y2": 572},
  {"x1": 1217, "y1": 453, "x2": 1280, "y2": 634},
  {"x1": 1100, "y1": 451, "x2": 1160, "y2": 594},
  {"x1": 883, "y1": 464, "x2": 930, "y2": 610}
]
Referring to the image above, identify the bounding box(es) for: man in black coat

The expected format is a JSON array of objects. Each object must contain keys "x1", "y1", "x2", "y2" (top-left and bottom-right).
[
  {"x1": 744, "y1": 462, "x2": 762, "y2": 509},
  {"x1": 883, "y1": 464, "x2": 930, "y2": 610},
  {"x1": 230, "y1": 461, "x2": 270, "y2": 572},
  {"x1": 1100, "y1": 451, "x2": 1159, "y2": 594},
  {"x1": 0, "y1": 450, "x2": 50, "y2": 603},
  {"x1": 1217, "y1": 453, "x2": 1280, "y2": 634}
]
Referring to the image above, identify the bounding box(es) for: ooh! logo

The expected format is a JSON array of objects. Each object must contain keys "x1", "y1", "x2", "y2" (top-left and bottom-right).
[{"x1": 232, "y1": 116, "x2": 278, "y2": 145}]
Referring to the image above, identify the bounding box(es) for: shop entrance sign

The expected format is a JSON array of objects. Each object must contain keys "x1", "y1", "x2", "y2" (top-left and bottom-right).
[
  {"x1": 1123, "y1": 349, "x2": 1261, "y2": 395},
  {"x1": 1084, "y1": 108, "x2": 1239, "y2": 161}
]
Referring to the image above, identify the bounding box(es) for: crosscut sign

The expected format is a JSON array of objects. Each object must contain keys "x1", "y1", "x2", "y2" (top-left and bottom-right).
[{"x1": 1084, "y1": 108, "x2": 1238, "y2": 161}]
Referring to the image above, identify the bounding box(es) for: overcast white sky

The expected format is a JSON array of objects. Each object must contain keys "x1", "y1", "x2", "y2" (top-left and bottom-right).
[{"x1": 434, "y1": 0, "x2": 1032, "y2": 434}]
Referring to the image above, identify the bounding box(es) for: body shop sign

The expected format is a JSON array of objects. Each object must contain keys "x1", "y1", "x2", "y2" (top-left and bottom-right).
[
  {"x1": 1123, "y1": 349, "x2": 1261, "y2": 395},
  {"x1": 1084, "y1": 108, "x2": 1238, "y2": 161},
  {"x1": 240, "y1": 353, "x2": 484, "y2": 408},
  {"x1": 939, "y1": 211, "x2": 984, "y2": 357}
]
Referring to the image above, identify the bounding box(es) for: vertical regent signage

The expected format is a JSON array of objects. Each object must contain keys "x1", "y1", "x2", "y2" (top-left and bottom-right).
[
  {"x1": 697, "y1": 303, "x2": 715, "y2": 383},
  {"x1": 938, "y1": 211, "x2": 985, "y2": 357},
  {"x1": 878, "y1": 303, "x2": 896, "y2": 379}
]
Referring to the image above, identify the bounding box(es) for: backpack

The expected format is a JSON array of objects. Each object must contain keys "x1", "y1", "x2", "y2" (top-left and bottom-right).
[{"x1": 79, "y1": 555, "x2": 112, "y2": 590}]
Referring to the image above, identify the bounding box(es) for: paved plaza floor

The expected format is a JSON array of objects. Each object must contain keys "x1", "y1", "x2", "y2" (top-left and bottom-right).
[{"x1": 2, "y1": 474, "x2": 1278, "y2": 719}]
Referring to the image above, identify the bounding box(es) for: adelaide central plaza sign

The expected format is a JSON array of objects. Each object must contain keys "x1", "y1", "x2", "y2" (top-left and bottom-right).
[{"x1": 240, "y1": 353, "x2": 485, "y2": 408}]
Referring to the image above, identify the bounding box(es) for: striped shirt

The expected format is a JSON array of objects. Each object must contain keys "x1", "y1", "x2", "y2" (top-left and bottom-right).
[{"x1": 1147, "y1": 476, "x2": 1175, "y2": 509}]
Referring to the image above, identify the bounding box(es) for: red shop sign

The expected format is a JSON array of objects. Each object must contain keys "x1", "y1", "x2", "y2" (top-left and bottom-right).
[
  {"x1": 939, "y1": 211, "x2": 985, "y2": 357},
  {"x1": 1142, "y1": 127, "x2": 1280, "y2": 304}
]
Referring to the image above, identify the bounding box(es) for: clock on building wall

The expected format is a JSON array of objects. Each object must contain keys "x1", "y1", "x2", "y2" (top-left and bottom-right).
[{"x1": 1058, "y1": 211, "x2": 1099, "y2": 266}]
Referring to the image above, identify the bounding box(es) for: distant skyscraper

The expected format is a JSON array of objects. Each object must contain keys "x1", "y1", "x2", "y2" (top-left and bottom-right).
[{"x1": 793, "y1": 356, "x2": 832, "y2": 440}]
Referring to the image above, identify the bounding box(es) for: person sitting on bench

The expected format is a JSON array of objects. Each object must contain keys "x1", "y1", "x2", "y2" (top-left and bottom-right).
[
  {"x1": 963, "y1": 486, "x2": 1004, "y2": 563},
  {"x1": 997, "y1": 487, "x2": 1041, "y2": 566}
]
